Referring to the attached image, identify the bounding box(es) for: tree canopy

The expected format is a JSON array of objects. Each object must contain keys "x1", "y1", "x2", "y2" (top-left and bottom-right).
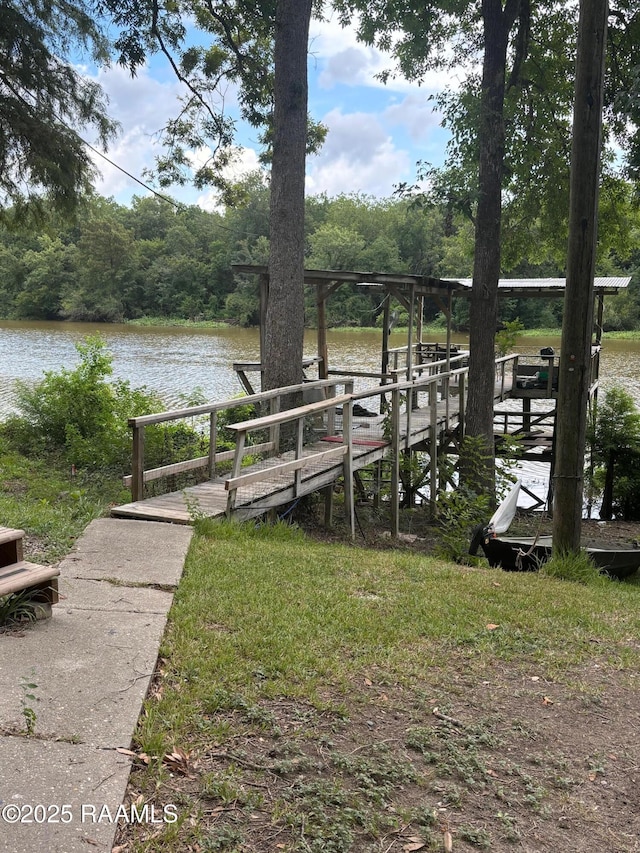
[{"x1": 0, "y1": 0, "x2": 117, "y2": 224}]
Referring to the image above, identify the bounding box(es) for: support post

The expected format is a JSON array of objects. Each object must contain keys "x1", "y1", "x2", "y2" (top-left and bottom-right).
[
  {"x1": 259, "y1": 272, "x2": 269, "y2": 391},
  {"x1": 391, "y1": 386, "x2": 401, "y2": 537},
  {"x1": 317, "y1": 281, "x2": 329, "y2": 380},
  {"x1": 209, "y1": 411, "x2": 217, "y2": 479},
  {"x1": 430, "y1": 382, "x2": 438, "y2": 514},
  {"x1": 342, "y1": 399, "x2": 355, "y2": 538},
  {"x1": 131, "y1": 423, "x2": 144, "y2": 502}
]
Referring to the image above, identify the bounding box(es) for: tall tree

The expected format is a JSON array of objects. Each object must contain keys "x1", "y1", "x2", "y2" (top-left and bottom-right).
[
  {"x1": 464, "y1": 0, "x2": 524, "y2": 494},
  {"x1": 552, "y1": 0, "x2": 608, "y2": 553},
  {"x1": 102, "y1": 0, "x2": 321, "y2": 391},
  {"x1": 0, "y1": 0, "x2": 117, "y2": 224},
  {"x1": 263, "y1": 0, "x2": 313, "y2": 391},
  {"x1": 336, "y1": 0, "x2": 530, "y2": 497}
]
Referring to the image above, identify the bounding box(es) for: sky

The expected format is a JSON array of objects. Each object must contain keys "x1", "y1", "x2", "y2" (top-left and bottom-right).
[{"x1": 86, "y1": 10, "x2": 456, "y2": 211}]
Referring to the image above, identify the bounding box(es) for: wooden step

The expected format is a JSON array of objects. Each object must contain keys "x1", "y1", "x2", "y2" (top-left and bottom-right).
[
  {"x1": 0, "y1": 561, "x2": 60, "y2": 605},
  {"x1": 0, "y1": 526, "x2": 24, "y2": 567}
]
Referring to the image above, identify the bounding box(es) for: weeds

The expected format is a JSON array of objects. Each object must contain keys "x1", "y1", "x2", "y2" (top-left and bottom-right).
[
  {"x1": 20, "y1": 671, "x2": 38, "y2": 736},
  {"x1": 0, "y1": 589, "x2": 39, "y2": 626},
  {"x1": 540, "y1": 549, "x2": 606, "y2": 585}
]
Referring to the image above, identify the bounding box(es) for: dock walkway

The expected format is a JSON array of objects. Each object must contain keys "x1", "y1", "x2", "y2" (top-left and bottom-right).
[{"x1": 112, "y1": 355, "x2": 516, "y2": 535}]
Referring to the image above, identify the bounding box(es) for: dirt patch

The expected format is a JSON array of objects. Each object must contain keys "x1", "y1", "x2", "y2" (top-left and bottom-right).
[{"x1": 115, "y1": 655, "x2": 640, "y2": 852}]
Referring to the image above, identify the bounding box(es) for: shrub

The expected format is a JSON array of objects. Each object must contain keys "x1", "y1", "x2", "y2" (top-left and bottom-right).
[
  {"x1": 587, "y1": 386, "x2": 640, "y2": 519},
  {"x1": 5, "y1": 336, "x2": 167, "y2": 471}
]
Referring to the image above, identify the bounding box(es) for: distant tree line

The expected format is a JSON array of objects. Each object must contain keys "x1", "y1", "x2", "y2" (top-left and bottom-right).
[{"x1": 1, "y1": 174, "x2": 639, "y2": 331}]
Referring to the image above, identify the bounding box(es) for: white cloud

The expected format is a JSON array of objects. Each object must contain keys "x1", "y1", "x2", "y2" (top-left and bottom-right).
[
  {"x1": 306, "y1": 109, "x2": 411, "y2": 197},
  {"x1": 310, "y1": 12, "x2": 460, "y2": 93},
  {"x1": 85, "y1": 64, "x2": 186, "y2": 199},
  {"x1": 384, "y1": 94, "x2": 442, "y2": 142}
]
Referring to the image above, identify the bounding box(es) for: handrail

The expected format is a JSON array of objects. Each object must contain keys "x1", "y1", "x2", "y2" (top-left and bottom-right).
[
  {"x1": 124, "y1": 354, "x2": 516, "y2": 518},
  {"x1": 126, "y1": 377, "x2": 351, "y2": 502},
  {"x1": 224, "y1": 393, "x2": 355, "y2": 530}
]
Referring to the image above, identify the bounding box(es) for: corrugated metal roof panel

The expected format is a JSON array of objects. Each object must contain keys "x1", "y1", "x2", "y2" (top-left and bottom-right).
[{"x1": 450, "y1": 277, "x2": 630, "y2": 293}]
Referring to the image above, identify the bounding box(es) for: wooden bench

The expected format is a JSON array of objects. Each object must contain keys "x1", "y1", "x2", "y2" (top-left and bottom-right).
[{"x1": 0, "y1": 527, "x2": 59, "y2": 607}]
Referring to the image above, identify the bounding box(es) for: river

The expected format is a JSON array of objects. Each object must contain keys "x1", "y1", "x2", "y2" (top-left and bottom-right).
[{"x1": 2, "y1": 320, "x2": 639, "y2": 510}]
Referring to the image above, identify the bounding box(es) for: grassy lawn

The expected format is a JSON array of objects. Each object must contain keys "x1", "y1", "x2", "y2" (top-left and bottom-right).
[
  {"x1": 0, "y1": 442, "x2": 129, "y2": 563},
  {"x1": 117, "y1": 520, "x2": 640, "y2": 853}
]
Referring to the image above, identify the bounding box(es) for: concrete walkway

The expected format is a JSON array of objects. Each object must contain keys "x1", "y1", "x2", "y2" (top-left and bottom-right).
[{"x1": 0, "y1": 518, "x2": 193, "y2": 853}]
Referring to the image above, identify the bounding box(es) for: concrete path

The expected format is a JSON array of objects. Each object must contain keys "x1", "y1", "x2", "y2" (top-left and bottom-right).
[{"x1": 0, "y1": 518, "x2": 193, "y2": 853}]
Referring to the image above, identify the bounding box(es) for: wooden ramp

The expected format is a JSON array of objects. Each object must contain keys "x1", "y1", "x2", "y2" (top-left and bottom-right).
[{"x1": 112, "y1": 364, "x2": 514, "y2": 527}]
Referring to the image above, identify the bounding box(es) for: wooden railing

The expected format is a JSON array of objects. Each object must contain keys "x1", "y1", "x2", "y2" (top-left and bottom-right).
[
  {"x1": 124, "y1": 377, "x2": 352, "y2": 502},
  {"x1": 224, "y1": 393, "x2": 354, "y2": 516},
  {"x1": 124, "y1": 353, "x2": 518, "y2": 533}
]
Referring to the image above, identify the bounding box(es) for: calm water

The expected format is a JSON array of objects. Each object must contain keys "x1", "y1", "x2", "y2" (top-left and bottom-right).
[
  {"x1": 0, "y1": 320, "x2": 467, "y2": 413},
  {"x1": 1, "y1": 321, "x2": 638, "y2": 510}
]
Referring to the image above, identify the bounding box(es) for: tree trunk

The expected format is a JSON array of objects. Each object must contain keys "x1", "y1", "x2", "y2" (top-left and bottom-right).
[
  {"x1": 552, "y1": 0, "x2": 608, "y2": 554},
  {"x1": 263, "y1": 0, "x2": 312, "y2": 394},
  {"x1": 462, "y1": 0, "x2": 520, "y2": 500}
]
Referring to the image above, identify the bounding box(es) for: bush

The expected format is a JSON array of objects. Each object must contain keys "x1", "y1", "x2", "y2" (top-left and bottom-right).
[
  {"x1": 587, "y1": 386, "x2": 640, "y2": 519},
  {"x1": 4, "y1": 336, "x2": 166, "y2": 471}
]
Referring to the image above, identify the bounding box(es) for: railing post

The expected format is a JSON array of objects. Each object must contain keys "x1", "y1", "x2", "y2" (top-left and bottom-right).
[
  {"x1": 226, "y1": 429, "x2": 246, "y2": 516},
  {"x1": 391, "y1": 386, "x2": 400, "y2": 537},
  {"x1": 270, "y1": 395, "x2": 281, "y2": 454},
  {"x1": 430, "y1": 379, "x2": 438, "y2": 514},
  {"x1": 342, "y1": 398, "x2": 355, "y2": 538},
  {"x1": 459, "y1": 372, "x2": 466, "y2": 438},
  {"x1": 295, "y1": 415, "x2": 304, "y2": 495},
  {"x1": 209, "y1": 410, "x2": 217, "y2": 479},
  {"x1": 131, "y1": 422, "x2": 144, "y2": 502}
]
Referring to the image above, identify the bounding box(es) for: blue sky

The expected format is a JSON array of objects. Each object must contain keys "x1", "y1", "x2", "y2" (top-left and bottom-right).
[{"x1": 87, "y1": 11, "x2": 454, "y2": 210}]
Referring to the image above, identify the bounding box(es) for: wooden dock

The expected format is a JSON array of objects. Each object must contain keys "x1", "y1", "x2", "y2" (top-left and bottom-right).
[{"x1": 112, "y1": 354, "x2": 516, "y2": 536}]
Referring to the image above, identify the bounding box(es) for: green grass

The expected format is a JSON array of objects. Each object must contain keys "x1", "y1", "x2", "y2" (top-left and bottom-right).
[
  {"x1": 118, "y1": 518, "x2": 640, "y2": 852},
  {"x1": 0, "y1": 441, "x2": 128, "y2": 563},
  {"x1": 125, "y1": 316, "x2": 230, "y2": 328},
  {"x1": 146, "y1": 520, "x2": 640, "y2": 737}
]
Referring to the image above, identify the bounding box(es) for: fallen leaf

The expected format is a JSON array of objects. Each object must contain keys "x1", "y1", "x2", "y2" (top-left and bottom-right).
[
  {"x1": 589, "y1": 772, "x2": 597, "y2": 781},
  {"x1": 486, "y1": 623, "x2": 500, "y2": 631},
  {"x1": 403, "y1": 842, "x2": 425, "y2": 852},
  {"x1": 530, "y1": 676, "x2": 540, "y2": 682},
  {"x1": 542, "y1": 696, "x2": 554, "y2": 705},
  {"x1": 486, "y1": 768, "x2": 498, "y2": 777},
  {"x1": 444, "y1": 830, "x2": 453, "y2": 852},
  {"x1": 163, "y1": 747, "x2": 191, "y2": 774},
  {"x1": 116, "y1": 747, "x2": 137, "y2": 757},
  {"x1": 364, "y1": 677, "x2": 373, "y2": 686},
  {"x1": 491, "y1": 581, "x2": 501, "y2": 587}
]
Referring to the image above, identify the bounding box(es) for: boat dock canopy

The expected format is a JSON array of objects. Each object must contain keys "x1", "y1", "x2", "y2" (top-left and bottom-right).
[
  {"x1": 232, "y1": 265, "x2": 467, "y2": 297},
  {"x1": 450, "y1": 277, "x2": 631, "y2": 297}
]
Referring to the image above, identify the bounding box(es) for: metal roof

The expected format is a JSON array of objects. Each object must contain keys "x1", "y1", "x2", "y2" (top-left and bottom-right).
[
  {"x1": 233, "y1": 266, "x2": 630, "y2": 298},
  {"x1": 451, "y1": 277, "x2": 630, "y2": 296}
]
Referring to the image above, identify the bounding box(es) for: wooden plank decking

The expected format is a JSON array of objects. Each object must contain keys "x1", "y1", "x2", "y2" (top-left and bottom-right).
[{"x1": 112, "y1": 373, "x2": 513, "y2": 525}]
